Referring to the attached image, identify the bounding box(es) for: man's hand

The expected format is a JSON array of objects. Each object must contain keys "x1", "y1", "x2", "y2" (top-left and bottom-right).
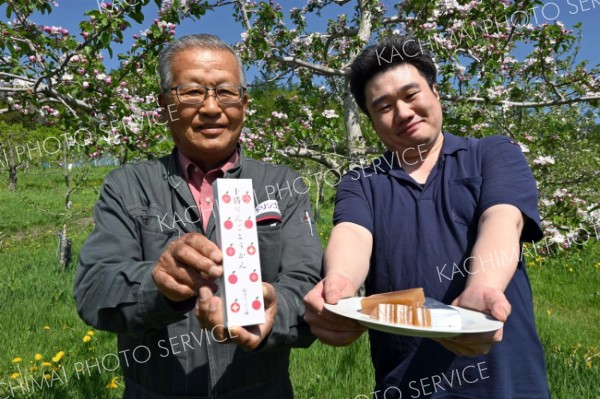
[
  {"x1": 195, "y1": 283, "x2": 278, "y2": 351},
  {"x1": 303, "y1": 273, "x2": 367, "y2": 346},
  {"x1": 436, "y1": 285, "x2": 511, "y2": 356},
  {"x1": 151, "y1": 233, "x2": 223, "y2": 302}
]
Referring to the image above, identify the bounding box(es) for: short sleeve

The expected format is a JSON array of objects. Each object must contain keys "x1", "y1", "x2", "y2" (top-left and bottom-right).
[
  {"x1": 333, "y1": 171, "x2": 375, "y2": 234},
  {"x1": 478, "y1": 136, "x2": 543, "y2": 242}
]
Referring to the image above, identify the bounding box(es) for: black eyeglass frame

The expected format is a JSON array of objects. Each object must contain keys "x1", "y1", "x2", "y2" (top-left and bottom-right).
[{"x1": 168, "y1": 84, "x2": 246, "y2": 105}]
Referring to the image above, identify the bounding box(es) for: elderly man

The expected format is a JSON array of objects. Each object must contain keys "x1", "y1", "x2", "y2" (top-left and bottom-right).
[
  {"x1": 74, "y1": 34, "x2": 322, "y2": 399},
  {"x1": 304, "y1": 35, "x2": 550, "y2": 398}
]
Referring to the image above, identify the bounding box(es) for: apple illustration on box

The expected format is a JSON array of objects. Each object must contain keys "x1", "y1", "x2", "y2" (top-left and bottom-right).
[
  {"x1": 224, "y1": 218, "x2": 233, "y2": 230},
  {"x1": 242, "y1": 192, "x2": 251, "y2": 203},
  {"x1": 226, "y1": 245, "x2": 235, "y2": 256},
  {"x1": 252, "y1": 297, "x2": 261, "y2": 310},
  {"x1": 244, "y1": 217, "x2": 253, "y2": 229},
  {"x1": 228, "y1": 272, "x2": 237, "y2": 284},
  {"x1": 249, "y1": 270, "x2": 259, "y2": 282}
]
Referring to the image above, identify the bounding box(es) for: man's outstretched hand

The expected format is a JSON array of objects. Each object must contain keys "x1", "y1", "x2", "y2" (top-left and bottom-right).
[
  {"x1": 303, "y1": 273, "x2": 367, "y2": 346},
  {"x1": 435, "y1": 285, "x2": 511, "y2": 356}
]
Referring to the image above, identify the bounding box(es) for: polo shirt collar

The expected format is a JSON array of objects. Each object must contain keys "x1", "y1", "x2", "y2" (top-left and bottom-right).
[
  {"x1": 177, "y1": 148, "x2": 239, "y2": 181},
  {"x1": 166, "y1": 145, "x2": 245, "y2": 190},
  {"x1": 439, "y1": 131, "x2": 468, "y2": 155},
  {"x1": 380, "y1": 132, "x2": 467, "y2": 172}
]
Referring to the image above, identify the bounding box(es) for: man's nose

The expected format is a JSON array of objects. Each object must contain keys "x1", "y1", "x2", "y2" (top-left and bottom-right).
[
  {"x1": 395, "y1": 101, "x2": 414, "y2": 122},
  {"x1": 199, "y1": 92, "x2": 220, "y2": 114}
]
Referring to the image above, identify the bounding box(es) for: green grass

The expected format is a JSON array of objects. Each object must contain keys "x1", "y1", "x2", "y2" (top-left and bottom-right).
[
  {"x1": 528, "y1": 245, "x2": 600, "y2": 398},
  {"x1": 0, "y1": 166, "x2": 598, "y2": 398}
]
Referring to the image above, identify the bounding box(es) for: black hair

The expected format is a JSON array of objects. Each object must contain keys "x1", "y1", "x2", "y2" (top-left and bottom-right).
[{"x1": 348, "y1": 35, "x2": 437, "y2": 117}]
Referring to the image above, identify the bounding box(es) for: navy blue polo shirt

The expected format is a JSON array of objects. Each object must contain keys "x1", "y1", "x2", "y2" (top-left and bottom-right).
[{"x1": 334, "y1": 132, "x2": 550, "y2": 398}]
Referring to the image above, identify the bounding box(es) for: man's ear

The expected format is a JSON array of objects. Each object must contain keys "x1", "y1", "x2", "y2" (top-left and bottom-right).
[
  {"x1": 158, "y1": 92, "x2": 167, "y2": 110},
  {"x1": 432, "y1": 84, "x2": 440, "y2": 100},
  {"x1": 241, "y1": 92, "x2": 249, "y2": 115},
  {"x1": 158, "y1": 93, "x2": 176, "y2": 123}
]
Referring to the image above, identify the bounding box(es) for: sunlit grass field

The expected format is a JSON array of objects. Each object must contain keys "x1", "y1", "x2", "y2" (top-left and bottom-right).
[{"x1": 0, "y1": 167, "x2": 598, "y2": 398}]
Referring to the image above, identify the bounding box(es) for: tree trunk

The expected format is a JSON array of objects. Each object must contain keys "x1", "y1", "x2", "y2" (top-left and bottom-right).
[
  {"x1": 342, "y1": 0, "x2": 372, "y2": 167},
  {"x1": 7, "y1": 135, "x2": 17, "y2": 191},
  {"x1": 343, "y1": 81, "x2": 366, "y2": 165},
  {"x1": 58, "y1": 223, "x2": 72, "y2": 271},
  {"x1": 59, "y1": 140, "x2": 72, "y2": 270},
  {"x1": 119, "y1": 145, "x2": 128, "y2": 165}
]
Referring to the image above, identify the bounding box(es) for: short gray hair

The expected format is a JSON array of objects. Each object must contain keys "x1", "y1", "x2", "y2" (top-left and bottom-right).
[{"x1": 158, "y1": 34, "x2": 246, "y2": 94}]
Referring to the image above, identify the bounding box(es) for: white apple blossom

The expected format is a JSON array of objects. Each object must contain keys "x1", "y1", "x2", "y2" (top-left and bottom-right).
[
  {"x1": 533, "y1": 155, "x2": 555, "y2": 165},
  {"x1": 518, "y1": 143, "x2": 530, "y2": 153},
  {"x1": 323, "y1": 109, "x2": 339, "y2": 119},
  {"x1": 271, "y1": 111, "x2": 288, "y2": 119}
]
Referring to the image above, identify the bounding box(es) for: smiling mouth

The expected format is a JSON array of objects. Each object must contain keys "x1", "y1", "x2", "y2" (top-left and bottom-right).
[
  {"x1": 194, "y1": 124, "x2": 226, "y2": 134},
  {"x1": 399, "y1": 120, "x2": 422, "y2": 135}
]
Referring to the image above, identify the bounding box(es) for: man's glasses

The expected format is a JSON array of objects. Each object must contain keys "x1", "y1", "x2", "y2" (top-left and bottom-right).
[{"x1": 170, "y1": 84, "x2": 245, "y2": 105}]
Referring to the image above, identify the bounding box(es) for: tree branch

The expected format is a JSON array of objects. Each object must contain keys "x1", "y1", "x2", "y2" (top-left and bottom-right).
[
  {"x1": 441, "y1": 93, "x2": 600, "y2": 108},
  {"x1": 279, "y1": 147, "x2": 343, "y2": 171}
]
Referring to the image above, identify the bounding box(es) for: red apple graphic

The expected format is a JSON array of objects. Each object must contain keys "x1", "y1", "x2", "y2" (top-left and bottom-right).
[
  {"x1": 226, "y1": 245, "x2": 235, "y2": 256},
  {"x1": 231, "y1": 300, "x2": 240, "y2": 313},
  {"x1": 247, "y1": 243, "x2": 256, "y2": 255},
  {"x1": 224, "y1": 218, "x2": 233, "y2": 230},
  {"x1": 221, "y1": 192, "x2": 231, "y2": 204},
  {"x1": 249, "y1": 270, "x2": 259, "y2": 282},
  {"x1": 228, "y1": 272, "x2": 237, "y2": 284},
  {"x1": 252, "y1": 297, "x2": 261, "y2": 310},
  {"x1": 242, "y1": 192, "x2": 251, "y2": 203},
  {"x1": 244, "y1": 218, "x2": 253, "y2": 229}
]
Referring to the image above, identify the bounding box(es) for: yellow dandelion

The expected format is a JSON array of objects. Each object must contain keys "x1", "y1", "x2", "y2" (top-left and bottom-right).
[
  {"x1": 44, "y1": 326, "x2": 50, "y2": 331},
  {"x1": 52, "y1": 351, "x2": 65, "y2": 363},
  {"x1": 568, "y1": 267, "x2": 574, "y2": 272},
  {"x1": 44, "y1": 374, "x2": 51, "y2": 381},
  {"x1": 535, "y1": 256, "x2": 543, "y2": 262},
  {"x1": 106, "y1": 377, "x2": 119, "y2": 389},
  {"x1": 42, "y1": 361, "x2": 52, "y2": 367},
  {"x1": 30, "y1": 366, "x2": 38, "y2": 373},
  {"x1": 547, "y1": 309, "x2": 552, "y2": 316},
  {"x1": 34, "y1": 353, "x2": 43, "y2": 361},
  {"x1": 586, "y1": 361, "x2": 593, "y2": 369},
  {"x1": 10, "y1": 372, "x2": 20, "y2": 379},
  {"x1": 83, "y1": 335, "x2": 91, "y2": 343},
  {"x1": 594, "y1": 262, "x2": 600, "y2": 269},
  {"x1": 12, "y1": 357, "x2": 22, "y2": 363},
  {"x1": 86, "y1": 330, "x2": 95, "y2": 336}
]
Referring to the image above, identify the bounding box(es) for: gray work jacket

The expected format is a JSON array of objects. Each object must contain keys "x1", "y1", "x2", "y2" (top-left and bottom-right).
[{"x1": 74, "y1": 148, "x2": 323, "y2": 398}]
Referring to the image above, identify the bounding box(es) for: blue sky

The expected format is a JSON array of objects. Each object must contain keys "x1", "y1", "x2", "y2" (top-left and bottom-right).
[{"x1": 6, "y1": 0, "x2": 600, "y2": 80}]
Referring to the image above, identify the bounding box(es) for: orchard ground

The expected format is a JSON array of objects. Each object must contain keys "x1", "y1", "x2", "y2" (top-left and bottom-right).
[{"x1": 0, "y1": 166, "x2": 598, "y2": 399}]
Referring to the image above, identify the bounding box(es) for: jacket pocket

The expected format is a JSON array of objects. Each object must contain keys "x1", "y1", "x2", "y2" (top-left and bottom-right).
[
  {"x1": 450, "y1": 177, "x2": 482, "y2": 226},
  {"x1": 133, "y1": 204, "x2": 182, "y2": 260},
  {"x1": 256, "y1": 224, "x2": 282, "y2": 283},
  {"x1": 138, "y1": 227, "x2": 179, "y2": 261}
]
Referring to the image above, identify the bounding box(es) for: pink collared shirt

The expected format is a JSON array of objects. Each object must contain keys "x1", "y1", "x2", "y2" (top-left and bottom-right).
[{"x1": 178, "y1": 149, "x2": 239, "y2": 232}]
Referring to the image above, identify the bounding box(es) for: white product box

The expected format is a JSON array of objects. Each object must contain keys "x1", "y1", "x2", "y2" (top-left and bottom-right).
[{"x1": 214, "y1": 179, "x2": 266, "y2": 327}]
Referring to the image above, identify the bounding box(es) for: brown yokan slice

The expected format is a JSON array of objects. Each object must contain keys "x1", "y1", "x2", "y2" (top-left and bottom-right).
[{"x1": 360, "y1": 288, "x2": 426, "y2": 315}]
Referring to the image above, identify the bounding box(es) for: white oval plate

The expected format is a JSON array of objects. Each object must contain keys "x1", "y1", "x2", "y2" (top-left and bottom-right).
[{"x1": 324, "y1": 297, "x2": 504, "y2": 338}]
